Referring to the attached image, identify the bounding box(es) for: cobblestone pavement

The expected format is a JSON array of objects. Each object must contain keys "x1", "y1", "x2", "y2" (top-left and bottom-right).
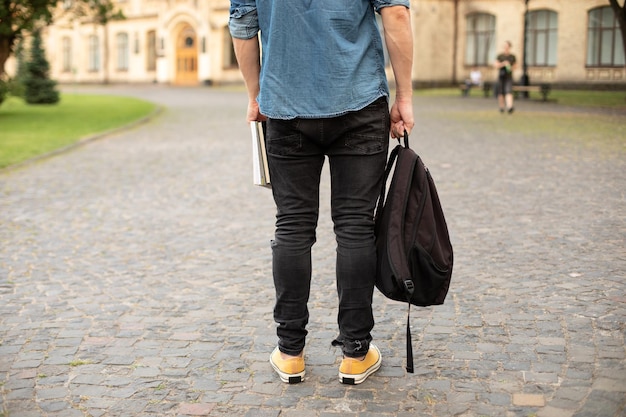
[{"x1": 1, "y1": 85, "x2": 624, "y2": 417}]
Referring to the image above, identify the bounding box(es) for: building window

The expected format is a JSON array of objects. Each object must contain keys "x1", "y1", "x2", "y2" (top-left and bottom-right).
[
  {"x1": 465, "y1": 13, "x2": 496, "y2": 66},
  {"x1": 134, "y1": 32, "x2": 139, "y2": 54},
  {"x1": 88, "y1": 35, "x2": 100, "y2": 72},
  {"x1": 222, "y1": 27, "x2": 238, "y2": 69},
  {"x1": 147, "y1": 30, "x2": 157, "y2": 71},
  {"x1": 116, "y1": 32, "x2": 129, "y2": 71},
  {"x1": 587, "y1": 6, "x2": 625, "y2": 67},
  {"x1": 62, "y1": 37, "x2": 72, "y2": 72},
  {"x1": 526, "y1": 10, "x2": 558, "y2": 66}
]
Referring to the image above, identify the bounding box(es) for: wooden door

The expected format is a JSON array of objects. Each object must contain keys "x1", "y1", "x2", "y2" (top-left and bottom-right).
[{"x1": 175, "y1": 25, "x2": 198, "y2": 85}]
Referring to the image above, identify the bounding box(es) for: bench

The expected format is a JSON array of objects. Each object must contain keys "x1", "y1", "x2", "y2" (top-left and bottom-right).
[
  {"x1": 471, "y1": 82, "x2": 552, "y2": 101},
  {"x1": 459, "y1": 83, "x2": 492, "y2": 97},
  {"x1": 512, "y1": 84, "x2": 552, "y2": 101}
]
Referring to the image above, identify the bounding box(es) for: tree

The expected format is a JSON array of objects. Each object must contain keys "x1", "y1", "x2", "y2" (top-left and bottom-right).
[
  {"x1": 10, "y1": 36, "x2": 27, "y2": 95},
  {"x1": 0, "y1": 78, "x2": 8, "y2": 104},
  {"x1": 23, "y1": 29, "x2": 59, "y2": 103},
  {"x1": 0, "y1": 0, "x2": 123, "y2": 79},
  {"x1": 0, "y1": 0, "x2": 56, "y2": 78},
  {"x1": 608, "y1": 0, "x2": 626, "y2": 61}
]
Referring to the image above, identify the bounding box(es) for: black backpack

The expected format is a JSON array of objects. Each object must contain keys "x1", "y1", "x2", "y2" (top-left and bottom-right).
[{"x1": 374, "y1": 132, "x2": 453, "y2": 372}]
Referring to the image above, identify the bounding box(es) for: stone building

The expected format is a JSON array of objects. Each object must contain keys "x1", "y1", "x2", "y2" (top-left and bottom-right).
[
  {"x1": 40, "y1": 0, "x2": 239, "y2": 85},
  {"x1": 7, "y1": 0, "x2": 625, "y2": 87}
]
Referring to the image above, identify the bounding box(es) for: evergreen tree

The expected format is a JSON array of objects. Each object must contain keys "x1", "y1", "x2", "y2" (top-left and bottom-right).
[{"x1": 23, "y1": 30, "x2": 59, "y2": 105}]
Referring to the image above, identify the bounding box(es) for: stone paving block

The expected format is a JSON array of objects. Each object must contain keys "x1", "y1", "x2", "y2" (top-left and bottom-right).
[
  {"x1": 571, "y1": 389, "x2": 626, "y2": 417},
  {"x1": 49, "y1": 409, "x2": 84, "y2": 417},
  {"x1": 70, "y1": 383, "x2": 108, "y2": 397},
  {"x1": 44, "y1": 354, "x2": 76, "y2": 366},
  {"x1": 537, "y1": 405, "x2": 576, "y2": 417},
  {"x1": 523, "y1": 372, "x2": 560, "y2": 386},
  {"x1": 105, "y1": 387, "x2": 138, "y2": 399},
  {"x1": 39, "y1": 400, "x2": 73, "y2": 413},
  {"x1": 5, "y1": 377, "x2": 35, "y2": 390},
  {"x1": 280, "y1": 410, "x2": 319, "y2": 417},
  {"x1": 107, "y1": 399, "x2": 150, "y2": 415},
  {"x1": 592, "y1": 377, "x2": 626, "y2": 392},
  {"x1": 548, "y1": 397, "x2": 584, "y2": 410},
  {"x1": 243, "y1": 409, "x2": 280, "y2": 417},
  {"x1": 11, "y1": 360, "x2": 42, "y2": 369},
  {"x1": 36, "y1": 387, "x2": 68, "y2": 400},
  {"x1": 6, "y1": 387, "x2": 34, "y2": 401},
  {"x1": 513, "y1": 393, "x2": 546, "y2": 406},
  {"x1": 479, "y1": 391, "x2": 512, "y2": 406},
  {"x1": 533, "y1": 361, "x2": 563, "y2": 373}
]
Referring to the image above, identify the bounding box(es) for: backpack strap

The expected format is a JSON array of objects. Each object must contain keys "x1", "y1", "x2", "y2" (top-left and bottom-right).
[
  {"x1": 375, "y1": 144, "x2": 400, "y2": 217},
  {"x1": 375, "y1": 132, "x2": 411, "y2": 217},
  {"x1": 406, "y1": 303, "x2": 414, "y2": 373},
  {"x1": 390, "y1": 150, "x2": 417, "y2": 373}
]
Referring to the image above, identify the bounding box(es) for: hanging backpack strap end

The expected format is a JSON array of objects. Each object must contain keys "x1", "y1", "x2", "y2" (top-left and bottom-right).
[{"x1": 405, "y1": 301, "x2": 414, "y2": 373}]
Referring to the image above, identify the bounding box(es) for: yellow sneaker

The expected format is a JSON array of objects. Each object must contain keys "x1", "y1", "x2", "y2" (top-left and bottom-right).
[
  {"x1": 339, "y1": 343, "x2": 382, "y2": 385},
  {"x1": 270, "y1": 347, "x2": 305, "y2": 384}
]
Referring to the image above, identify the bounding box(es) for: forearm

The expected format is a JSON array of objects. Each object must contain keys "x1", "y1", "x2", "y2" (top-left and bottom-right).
[
  {"x1": 381, "y1": 6, "x2": 413, "y2": 100},
  {"x1": 233, "y1": 36, "x2": 261, "y2": 101}
]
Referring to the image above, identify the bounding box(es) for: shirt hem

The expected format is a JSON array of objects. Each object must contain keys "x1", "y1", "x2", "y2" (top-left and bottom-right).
[{"x1": 261, "y1": 92, "x2": 389, "y2": 120}]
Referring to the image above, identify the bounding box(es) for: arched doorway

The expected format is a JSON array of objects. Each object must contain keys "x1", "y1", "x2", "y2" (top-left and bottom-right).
[{"x1": 175, "y1": 24, "x2": 198, "y2": 85}]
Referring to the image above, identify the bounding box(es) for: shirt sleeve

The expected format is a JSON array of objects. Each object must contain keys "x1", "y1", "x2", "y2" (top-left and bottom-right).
[
  {"x1": 229, "y1": 0, "x2": 259, "y2": 40},
  {"x1": 372, "y1": 0, "x2": 410, "y2": 13}
]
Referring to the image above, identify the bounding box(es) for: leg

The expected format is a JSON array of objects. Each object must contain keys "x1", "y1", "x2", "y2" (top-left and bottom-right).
[
  {"x1": 326, "y1": 98, "x2": 390, "y2": 358},
  {"x1": 496, "y1": 81, "x2": 505, "y2": 112},
  {"x1": 505, "y1": 93, "x2": 514, "y2": 111},
  {"x1": 266, "y1": 118, "x2": 325, "y2": 357},
  {"x1": 504, "y1": 78, "x2": 514, "y2": 112}
]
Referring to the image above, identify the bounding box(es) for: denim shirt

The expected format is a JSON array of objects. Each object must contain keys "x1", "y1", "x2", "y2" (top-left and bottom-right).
[{"x1": 229, "y1": 0, "x2": 410, "y2": 120}]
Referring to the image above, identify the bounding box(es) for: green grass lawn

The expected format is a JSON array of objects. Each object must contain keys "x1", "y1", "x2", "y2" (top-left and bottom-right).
[
  {"x1": 548, "y1": 89, "x2": 626, "y2": 108},
  {"x1": 1, "y1": 88, "x2": 623, "y2": 170},
  {"x1": 0, "y1": 94, "x2": 157, "y2": 169},
  {"x1": 414, "y1": 87, "x2": 626, "y2": 109}
]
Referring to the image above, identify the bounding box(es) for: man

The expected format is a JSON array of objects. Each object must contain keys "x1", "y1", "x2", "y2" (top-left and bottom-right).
[
  {"x1": 229, "y1": 0, "x2": 414, "y2": 385},
  {"x1": 495, "y1": 41, "x2": 516, "y2": 113}
]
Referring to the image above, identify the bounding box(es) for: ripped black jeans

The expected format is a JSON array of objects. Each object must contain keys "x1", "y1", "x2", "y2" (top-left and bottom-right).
[{"x1": 266, "y1": 97, "x2": 390, "y2": 358}]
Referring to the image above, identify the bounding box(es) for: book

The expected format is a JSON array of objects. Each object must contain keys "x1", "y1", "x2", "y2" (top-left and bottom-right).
[{"x1": 251, "y1": 121, "x2": 271, "y2": 188}]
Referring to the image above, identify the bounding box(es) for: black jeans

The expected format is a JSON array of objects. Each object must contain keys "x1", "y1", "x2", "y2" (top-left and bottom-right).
[{"x1": 266, "y1": 97, "x2": 390, "y2": 358}]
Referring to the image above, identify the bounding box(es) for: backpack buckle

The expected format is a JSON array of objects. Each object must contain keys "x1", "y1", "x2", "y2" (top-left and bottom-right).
[{"x1": 403, "y1": 280, "x2": 415, "y2": 296}]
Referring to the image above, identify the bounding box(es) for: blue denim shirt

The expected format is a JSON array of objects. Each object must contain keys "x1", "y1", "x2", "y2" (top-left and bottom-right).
[{"x1": 229, "y1": 0, "x2": 410, "y2": 119}]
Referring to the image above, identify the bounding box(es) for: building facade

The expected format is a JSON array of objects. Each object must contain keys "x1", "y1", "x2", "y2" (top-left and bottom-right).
[
  {"x1": 416, "y1": 0, "x2": 625, "y2": 87},
  {"x1": 32, "y1": 0, "x2": 240, "y2": 85},
  {"x1": 6, "y1": 0, "x2": 625, "y2": 87}
]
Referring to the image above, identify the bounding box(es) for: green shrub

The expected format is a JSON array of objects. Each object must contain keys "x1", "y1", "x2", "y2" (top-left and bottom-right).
[{"x1": 7, "y1": 77, "x2": 25, "y2": 98}]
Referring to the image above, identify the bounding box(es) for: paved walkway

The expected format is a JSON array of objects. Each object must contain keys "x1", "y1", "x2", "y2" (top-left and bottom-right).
[{"x1": 1, "y1": 86, "x2": 624, "y2": 417}]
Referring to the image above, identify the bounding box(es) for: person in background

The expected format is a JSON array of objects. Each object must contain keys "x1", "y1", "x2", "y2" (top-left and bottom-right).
[
  {"x1": 229, "y1": 0, "x2": 414, "y2": 385},
  {"x1": 463, "y1": 67, "x2": 482, "y2": 96},
  {"x1": 494, "y1": 41, "x2": 516, "y2": 113}
]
